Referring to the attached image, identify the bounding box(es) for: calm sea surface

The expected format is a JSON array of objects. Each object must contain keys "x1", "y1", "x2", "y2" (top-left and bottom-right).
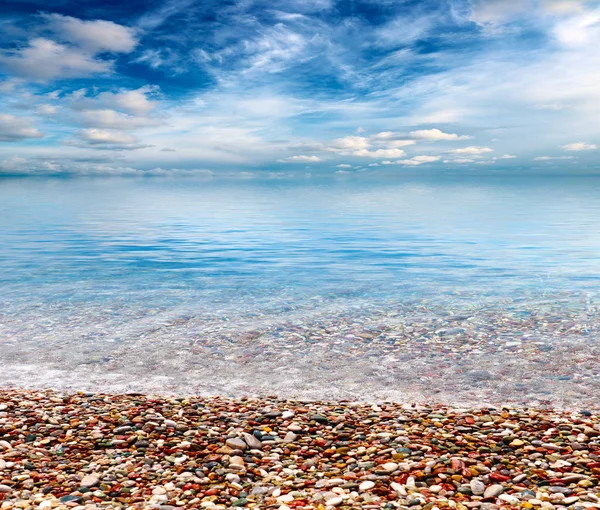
[{"x1": 1, "y1": 175, "x2": 600, "y2": 407}]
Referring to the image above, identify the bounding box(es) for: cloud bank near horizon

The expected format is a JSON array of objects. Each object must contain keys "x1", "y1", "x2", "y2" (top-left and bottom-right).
[{"x1": 1, "y1": 0, "x2": 600, "y2": 175}]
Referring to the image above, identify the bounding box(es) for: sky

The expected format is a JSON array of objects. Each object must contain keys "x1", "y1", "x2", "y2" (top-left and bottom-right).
[{"x1": 1, "y1": 0, "x2": 600, "y2": 176}]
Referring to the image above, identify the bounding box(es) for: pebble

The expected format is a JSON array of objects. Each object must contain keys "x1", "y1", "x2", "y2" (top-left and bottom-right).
[
  {"x1": 484, "y1": 484, "x2": 504, "y2": 498},
  {"x1": 0, "y1": 389, "x2": 597, "y2": 510},
  {"x1": 229, "y1": 456, "x2": 245, "y2": 470},
  {"x1": 471, "y1": 479, "x2": 486, "y2": 495},
  {"x1": 359, "y1": 481, "x2": 375, "y2": 491},
  {"x1": 226, "y1": 437, "x2": 247, "y2": 450},
  {"x1": 80, "y1": 474, "x2": 100, "y2": 489},
  {"x1": 283, "y1": 431, "x2": 297, "y2": 442},
  {"x1": 242, "y1": 432, "x2": 262, "y2": 449},
  {"x1": 381, "y1": 462, "x2": 399, "y2": 473}
]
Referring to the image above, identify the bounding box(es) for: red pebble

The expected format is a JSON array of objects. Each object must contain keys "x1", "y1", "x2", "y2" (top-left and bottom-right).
[{"x1": 490, "y1": 473, "x2": 511, "y2": 483}]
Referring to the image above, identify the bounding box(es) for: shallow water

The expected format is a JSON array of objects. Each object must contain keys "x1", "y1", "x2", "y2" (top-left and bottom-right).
[{"x1": 1, "y1": 174, "x2": 600, "y2": 407}]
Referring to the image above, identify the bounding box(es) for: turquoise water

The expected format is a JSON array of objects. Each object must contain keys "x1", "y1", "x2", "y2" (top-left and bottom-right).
[{"x1": 1, "y1": 175, "x2": 600, "y2": 406}]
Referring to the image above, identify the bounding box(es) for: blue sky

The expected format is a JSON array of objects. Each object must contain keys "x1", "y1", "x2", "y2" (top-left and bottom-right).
[{"x1": 1, "y1": 0, "x2": 599, "y2": 175}]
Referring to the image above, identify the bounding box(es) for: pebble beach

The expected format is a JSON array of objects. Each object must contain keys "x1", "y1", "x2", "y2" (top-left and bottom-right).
[
  {"x1": 1, "y1": 390, "x2": 599, "y2": 510},
  {"x1": 3, "y1": 171, "x2": 600, "y2": 510}
]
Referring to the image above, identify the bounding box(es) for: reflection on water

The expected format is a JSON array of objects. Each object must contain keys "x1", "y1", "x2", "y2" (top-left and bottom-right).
[{"x1": 1, "y1": 174, "x2": 600, "y2": 406}]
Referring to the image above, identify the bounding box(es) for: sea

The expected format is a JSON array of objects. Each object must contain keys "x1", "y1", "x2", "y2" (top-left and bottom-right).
[{"x1": 1, "y1": 173, "x2": 599, "y2": 408}]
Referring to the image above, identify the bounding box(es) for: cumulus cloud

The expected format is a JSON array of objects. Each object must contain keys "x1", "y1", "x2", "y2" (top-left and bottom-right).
[
  {"x1": 329, "y1": 136, "x2": 370, "y2": 151},
  {"x1": 71, "y1": 87, "x2": 159, "y2": 116},
  {"x1": 561, "y1": 142, "x2": 597, "y2": 151},
  {"x1": 0, "y1": 114, "x2": 44, "y2": 141},
  {"x1": 444, "y1": 158, "x2": 476, "y2": 164},
  {"x1": 0, "y1": 38, "x2": 112, "y2": 80},
  {"x1": 79, "y1": 109, "x2": 162, "y2": 129},
  {"x1": 409, "y1": 128, "x2": 472, "y2": 141},
  {"x1": 370, "y1": 132, "x2": 415, "y2": 146},
  {"x1": 42, "y1": 14, "x2": 138, "y2": 53},
  {"x1": 534, "y1": 155, "x2": 576, "y2": 160},
  {"x1": 394, "y1": 155, "x2": 441, "y2": 166},
  {"x1": 37, "y1": 104, "x2": 60, "y2": 116},
  {"x1": 0, "y1": 156, "x2": 29, "y2": 173},
  {"x1": 385, "y1": 140, "x2": 416, "y2": 148},
  {"x1": 324, "y1": 136, "x2": 409, "y2": 158},
  {"x1": 0, "y1": 15, "x2": 138, "y2": 81},
  {"x1": 277, "y1": 155, "x2": 322, "y2": 163},
  {"x1": 449, "y1": 146, "x2": 494, "y2": 155},
  {"x1": 353, "y1": 148, "x2": 408, "y2": 158},
  {"x1": 336, "y1": 164, "x2": 352, "y2": 168},
  {"x1": 78, "y1": 129, "x2": 137, "y2": 145}
]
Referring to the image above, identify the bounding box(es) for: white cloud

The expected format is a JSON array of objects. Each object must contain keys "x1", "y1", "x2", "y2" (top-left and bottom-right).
[
  {"x1": 498, "y1": 154, "x2": 517, "y2": 159},
  {"x1": 207, "y1": 23, "x2": 310, "y2": 76},
  {"x1": 469, "y1": 0, "x2": 531, "y2": 25},
  {"x1": 445, "y1": 158, "x2": 476, "y2": 164},
  {"x1": 37, "y1": 104, "x2": 60, "y2": 116},
  {"x1": 369, "y1": 132, "x2": 415, "y2": 147},
  {"x1": 79, "y1": 129, "x2": 137, "y2": 145},
  {"x1": 385, "y1": 140, "x2": 416, "y2": 148},
  {"x1": 0, "y1": 38, "x2": 112, "y2": 80},
  {"x1": 336, "y1": 164, "x2": 352, "y2": 168},
  {"x1": 79, "y1": 109, "x2": 162, "y2": 129},
  {"x1": 0, "y1": 156, "x2": 28, "y2": 172},
  {"x1": 277, "y1": 155, "x2": 322, "y2": 163},
  {"x1": 449, "y1": 146, "x2": 494, "y2": 155},
  {"x1": 371, "y1": 131, "x2": 395, "y2": 140},
  {"x1": 542, "y1": 1, "x2": 587, "y2": 14},
  {"x1": 0, "y1": 114, "x2": 44, "y2": 141},
  {"x1": 552, "y1": 10, "x2": 600, "y2": 47},
  {"x1": 42, "y1": 14, "x2": 139, "y2": 53},
  {"x1": 137, "y1": 0, "x2": 197, "y2": 30},
  {"x1": 329, "y1": 136, "x2": 370, "y2": 151},
  {"x1": 395, "y1": 155, "x2": 441, "y2": 166},
  {"x1": 326, "y1": 135, "x2": 410, "y2": 157},
  {"x1": 374, "y1": 12, "x2": 434, "y2": 47},
  {"x1": 72, "y1": 87, "x2": 159, "y2": 116},
  {"x1": 0, "y1": 15, "x2": 138, "y2": 81},
  {"x1": 409, "y1": 128, "x2": 471, "y2": 141},
  {"x1": 353, "y1": 148, "x2": 408, "y2": 159},
  {"x1": 561, "y1": 142, "x2": 597, "y2": 151},
  {"x1": 534, "y1": 155, "x2": 576, "y2": 160}
]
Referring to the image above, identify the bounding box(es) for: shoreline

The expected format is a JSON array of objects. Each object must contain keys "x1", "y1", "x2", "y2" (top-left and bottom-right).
[
  {"x1": 0, "y1": 389, "x2": 599, "y2": 509},
  {"x1": 2, "y1": 296, "x2": 600, "y2": 411}
]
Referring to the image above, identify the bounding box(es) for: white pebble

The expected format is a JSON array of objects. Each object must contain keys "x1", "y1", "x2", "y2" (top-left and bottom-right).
[
  {"x1": 359, "y1": 481, "x2": 375, "y2": 492},
  {"x1": 381, "y1": 462, "x2": 399, "y2": 473}
]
